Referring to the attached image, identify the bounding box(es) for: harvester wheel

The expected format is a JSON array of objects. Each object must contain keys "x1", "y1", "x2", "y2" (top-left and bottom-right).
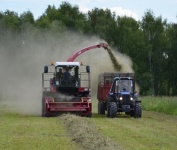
[
  {"x1": 109, "y1": 102, "x2": 117, "y2": 118},
  {"x1": 42, "y1": 97, "x2": 46, "y2": 117},
  {"x1": 87, "y1": 113, "x2": 92, "y2": 117},
  {"x1": 134, "y1": 102, "x2": 142, "y2": 118}
]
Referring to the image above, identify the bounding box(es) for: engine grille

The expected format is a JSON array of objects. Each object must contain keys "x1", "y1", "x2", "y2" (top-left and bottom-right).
[{"x1": 121, "y1": 95, "x2": 130, "y2": 105}]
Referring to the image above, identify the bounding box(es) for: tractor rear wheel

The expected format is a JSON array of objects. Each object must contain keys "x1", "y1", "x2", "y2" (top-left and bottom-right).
[
  {"x1": 109, "y1": 102, "x2": 117, "y2": 118},
  {"x1": 134, "y1": 102, "x2": 142, "y2": 118}
]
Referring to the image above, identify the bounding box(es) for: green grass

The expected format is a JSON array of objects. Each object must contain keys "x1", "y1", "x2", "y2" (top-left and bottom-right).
[
  {"x1": 90, "y1": 100, "x2": 177, "y2": 150},
  {"x1": 0, "y1": 112, "x2": 81, "y2": 150},
  {"x1": 89, "y1": 98, "x2": 177, "y2": 150},
  {"x1": 89, "y1": 111, "x2": 177, "y2": 150},
  {"x1": 141, "y1": 96, "x2": 177, "y2": 116},
  {"x1": 1, "y1": 97, "x2": 177, "y2": 150}
]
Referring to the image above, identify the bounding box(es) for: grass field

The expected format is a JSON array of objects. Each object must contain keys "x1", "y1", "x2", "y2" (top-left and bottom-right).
[
  {"x1": 0, "y1": 112, "x2": 81, "y2": 150},
  {"x1": 89, "y1": 98, "x2": 177, "y2": 150},
  {"x1": 141, "y1": 96, "x2": 177, "y2": 115},
  {"x1": 0, "y1": 96, "x2": 177, "y2": 150}
]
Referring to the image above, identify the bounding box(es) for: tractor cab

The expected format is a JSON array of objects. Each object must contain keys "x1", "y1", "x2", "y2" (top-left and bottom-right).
[{"x1": 110, "y1": 77, "x2": 135, "y2": 100}]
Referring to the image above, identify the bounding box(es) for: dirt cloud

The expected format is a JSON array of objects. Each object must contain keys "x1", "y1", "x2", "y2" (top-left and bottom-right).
[{"x1": 0, "y1": 27, "x2": 134, "y2": 116}]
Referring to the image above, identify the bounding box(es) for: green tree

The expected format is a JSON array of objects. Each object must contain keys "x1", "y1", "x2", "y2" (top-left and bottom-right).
[
  {"x1": 165, "y1": 23, "x2": 177, "y2": 96},
  {"x1": 35, "y1": 15, "x2": 50, "y2": 28},
  {"x1": 86, "y1": 8, "x2": 117, "y2": 41},
  {"x1": 20, "y1": 10, "x2": 35, "y2": 24},
  {"x1": 140, "y1": 10, "x2": 169, "y2": 96},
  {"x1": 58, "y1": 2, "x2": 86, "y2": 31},
  {"x1": 0, "y1": 10, "x2": 21, "y2": 30}
]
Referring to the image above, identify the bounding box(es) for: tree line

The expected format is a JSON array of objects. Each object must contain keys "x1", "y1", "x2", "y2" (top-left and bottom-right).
[{"x1": 0, "y1": 2, "x2": 177, "y2": 96}]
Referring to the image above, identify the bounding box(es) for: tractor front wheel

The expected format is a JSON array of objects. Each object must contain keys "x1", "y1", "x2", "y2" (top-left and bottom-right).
[
  {"x1": 134, "y1": 102, "x2": 142, "y2": 118},
  {"x1": 109, "y1": 102, "x2": 117, "y2": 118}
]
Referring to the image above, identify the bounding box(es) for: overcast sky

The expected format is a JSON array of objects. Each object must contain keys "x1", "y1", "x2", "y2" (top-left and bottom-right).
[{"x1": 0, "y1": 0, "x2": 177, "y2": 23}]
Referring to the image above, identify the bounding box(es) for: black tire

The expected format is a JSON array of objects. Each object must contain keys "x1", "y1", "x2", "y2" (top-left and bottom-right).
[
  {"x1": 134, "y1": 102, "x2": 142, "y2": 118},
  {"x1": 100, "y1": 101, "x2": 105, "y2": 115},
  {"x1": 98, "y1": 101, "x2": 100, "y2": 114},
  {"x1": 42, "y1": 92, "x2": 49, "y2": 117},
  {"x1": 107, "y1": 102, "x2": 110, "y2": 117},
  {"x1": 87, "y1": 113, "x2": 92, "y2": 117},
  {"x1": 109, "y1": 102, "x2": 117, "y2": 118},
  {"x1": 42, "y1": 97, "x2": 46, "y2": 117}
]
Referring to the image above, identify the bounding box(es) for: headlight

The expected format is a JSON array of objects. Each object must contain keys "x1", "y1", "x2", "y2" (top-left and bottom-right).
[
  {"x1": 119, "y1": 97, "x2": 123, "y2": 100},
  {"x1": 56, "y1": 81, "x2": 59, "y2": 85},
  {"x1": 88, "y1": 99, "x2": 91, "y2": 102},
  {"x1": 130, "y1": 97, "x2": 133, "y2": 100}
]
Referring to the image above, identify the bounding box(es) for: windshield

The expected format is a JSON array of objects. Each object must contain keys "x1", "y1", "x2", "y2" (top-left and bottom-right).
[{"x1": 115, "y1": 79, "x2": 133, "y2": 93}]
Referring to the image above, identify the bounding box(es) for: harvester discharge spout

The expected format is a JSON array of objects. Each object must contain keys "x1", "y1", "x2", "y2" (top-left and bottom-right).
[{"x1": 67, "y1": 42, "x2": 109, "y2": 62}]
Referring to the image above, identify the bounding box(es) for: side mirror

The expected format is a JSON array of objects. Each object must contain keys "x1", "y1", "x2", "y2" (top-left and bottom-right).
[
  {"x1": 44, "y1": 66, "x2": 48, "y2": 73},
  {"x1": 86, "y1": 66, "x2": 90, "y2": 73}
]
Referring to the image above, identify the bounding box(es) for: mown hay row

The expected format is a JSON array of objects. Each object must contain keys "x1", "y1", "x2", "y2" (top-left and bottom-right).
[{"x1": 60, "y1": 114, "x2": 124, "y2": 150}]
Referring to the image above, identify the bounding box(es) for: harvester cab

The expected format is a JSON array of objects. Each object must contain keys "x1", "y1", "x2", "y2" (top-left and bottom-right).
[{"x1": 42, "y1": 61, "x2": 92, "y2": 117}]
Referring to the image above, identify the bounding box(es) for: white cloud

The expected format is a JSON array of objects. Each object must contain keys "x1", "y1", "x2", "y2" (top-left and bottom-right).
[
  {"x1": 79, "y1": 5, "x2": 139, "y2": 21},
  {"x1": 79, "y1": 5, "x2": 91, "y2": 13},
  {"x1": 110, "y1": 7, "x2": 139, "y2": 20}
]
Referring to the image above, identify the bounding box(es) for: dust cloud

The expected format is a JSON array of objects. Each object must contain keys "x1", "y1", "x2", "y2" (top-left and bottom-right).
[{"x1": 0, "y1": 27, "x2": 134, "y2": 116}]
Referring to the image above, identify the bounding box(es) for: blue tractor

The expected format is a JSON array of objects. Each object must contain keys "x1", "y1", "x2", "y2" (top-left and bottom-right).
[{"x1": 106, "y1": 73, "x2": 142, "y2": 118}]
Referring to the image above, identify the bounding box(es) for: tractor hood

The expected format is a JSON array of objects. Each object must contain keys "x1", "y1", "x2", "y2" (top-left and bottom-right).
[{"x1": 120, "y1": 91, "x2": 130, "y2": 95}]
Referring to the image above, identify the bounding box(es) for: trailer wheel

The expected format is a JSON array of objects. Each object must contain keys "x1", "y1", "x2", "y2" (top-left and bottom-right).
[
  {"x1": 110, "y1": 102, "x2": 117, "y2": 118},
  {"x1": 107, "y1": 102, "x2": 110, "y2": 117},
  {"x1": 98, "y1": 101, "x2": 100, "y2": 114},
  {"x1": 99, "y1": 101, "x2": 105, "y2": 115},
  {"x1": 134, "y1": 102, "x2": 142, "y2": 118}
]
